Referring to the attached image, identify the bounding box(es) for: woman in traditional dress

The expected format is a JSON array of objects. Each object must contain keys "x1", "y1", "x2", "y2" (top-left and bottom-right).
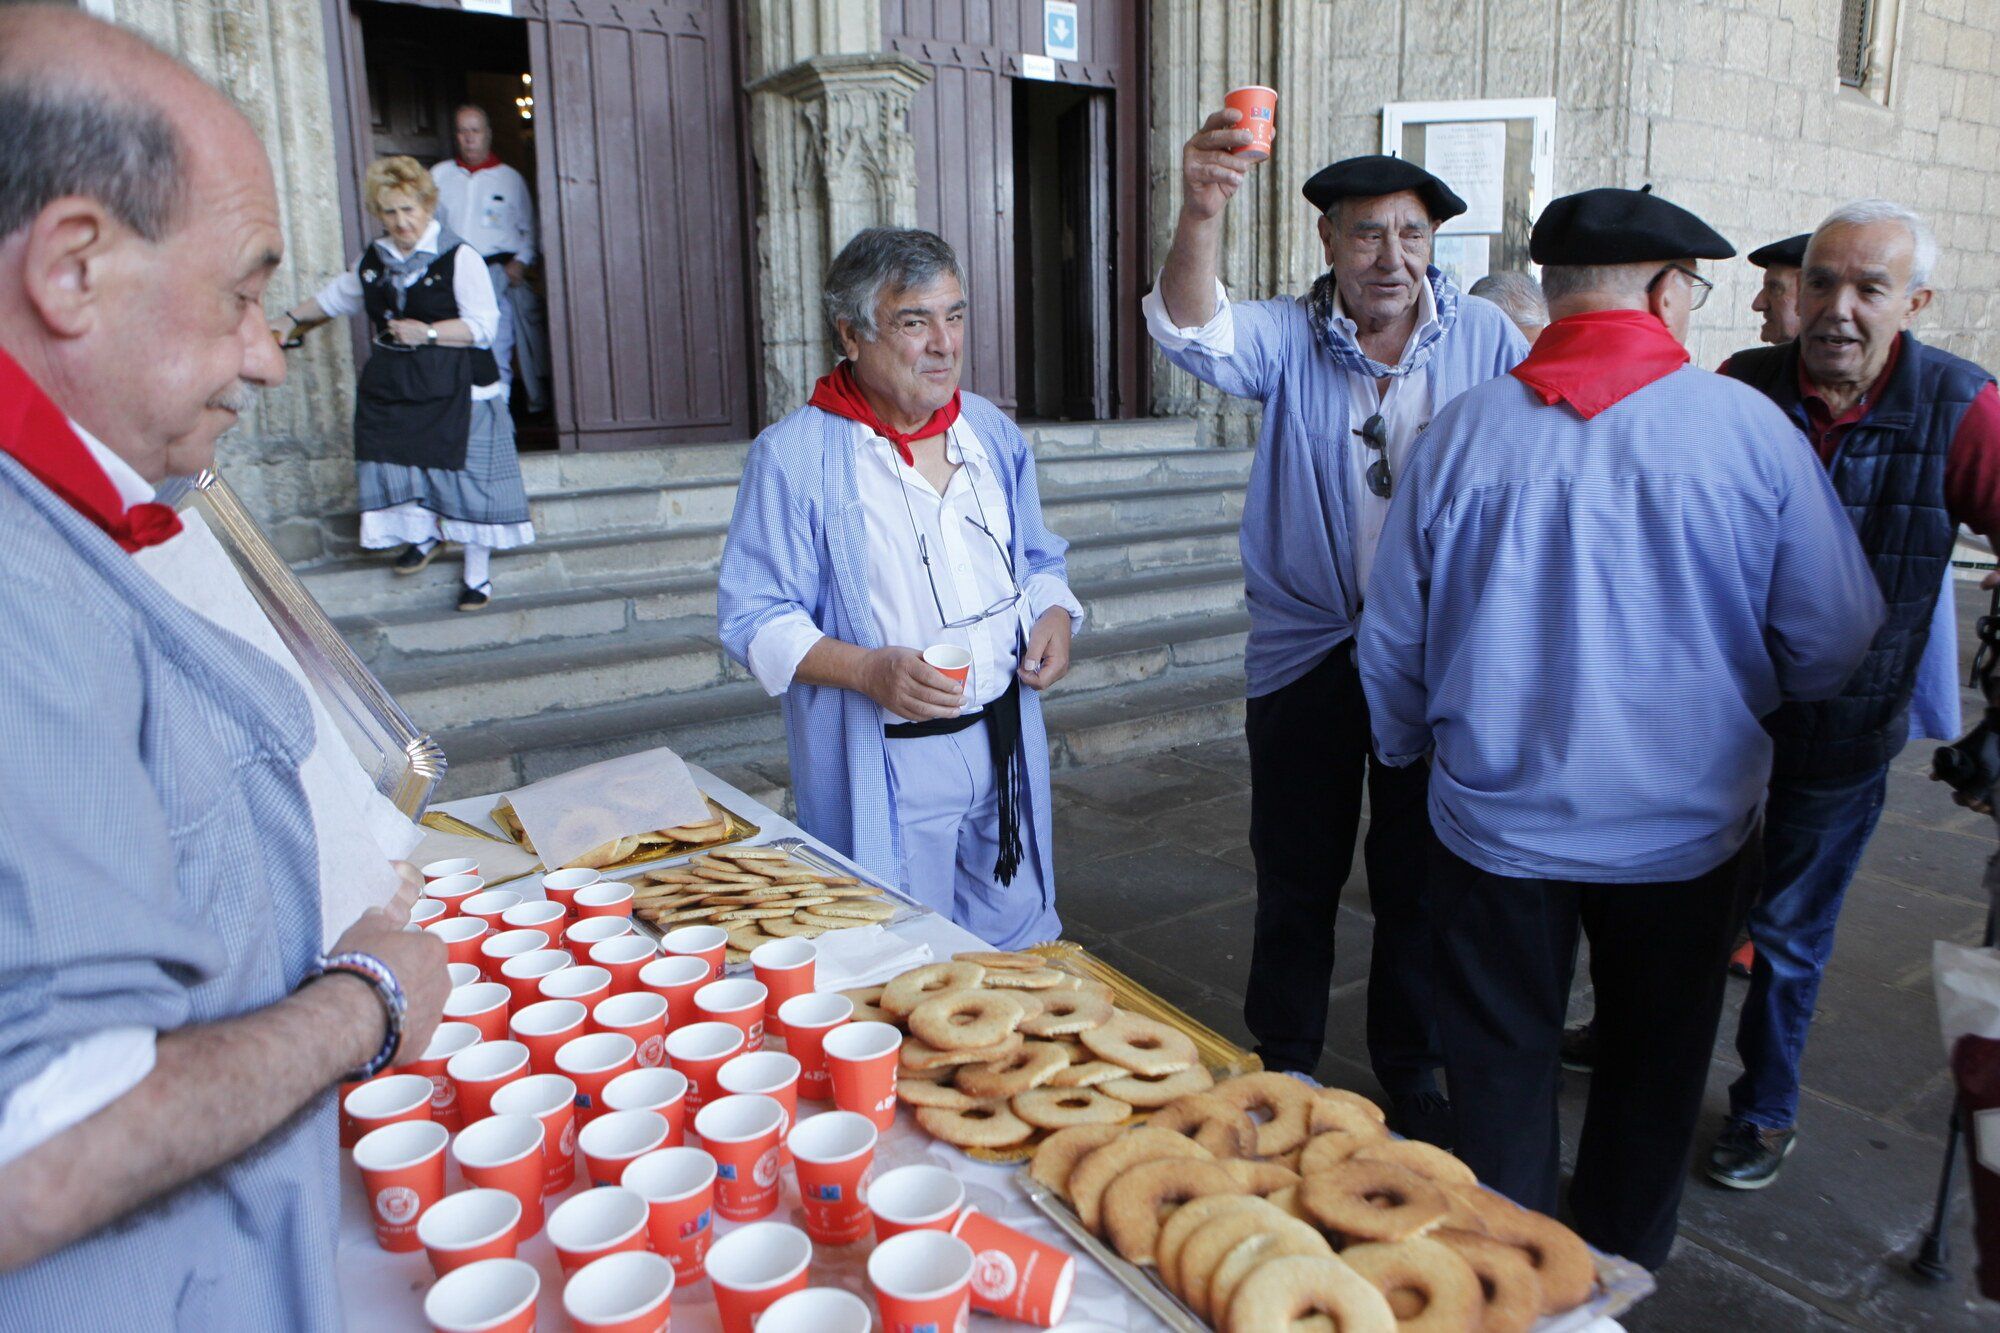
[{"x1": 275, "y1": 155, "x2": 533, "y2": 610}]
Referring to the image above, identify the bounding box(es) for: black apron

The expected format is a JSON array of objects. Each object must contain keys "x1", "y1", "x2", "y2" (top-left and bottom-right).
[{"x1": 352, "y1": 230, "x2": 499, "y2": 472}]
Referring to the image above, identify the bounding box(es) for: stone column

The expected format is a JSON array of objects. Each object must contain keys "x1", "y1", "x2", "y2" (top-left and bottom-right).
[{"x1": 748, "y1": 53, "x2": 931, "y2": 416}]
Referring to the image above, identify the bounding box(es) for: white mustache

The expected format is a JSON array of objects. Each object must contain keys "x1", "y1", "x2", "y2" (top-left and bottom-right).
[{"x1": 208, "y1": 381, "x2": 257, "y2": 414}]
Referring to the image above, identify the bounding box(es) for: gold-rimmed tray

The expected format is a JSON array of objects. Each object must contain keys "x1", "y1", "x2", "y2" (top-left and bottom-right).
[{"x1": 420, "y1": 794, "x2": 761, "y2": 875}]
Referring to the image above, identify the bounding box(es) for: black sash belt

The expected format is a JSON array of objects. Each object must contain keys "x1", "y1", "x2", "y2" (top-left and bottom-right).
[{"x1": 883, "y1": 680, "x2": 1026, "y2": 884}]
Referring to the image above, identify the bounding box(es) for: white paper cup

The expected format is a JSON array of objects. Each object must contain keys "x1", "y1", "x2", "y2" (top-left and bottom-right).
[
  {"x1": 868, "y1": 1228, "x2": 975, "y2": 1303},
  {"x1": 868, "y1": 1163, "x2": 965, "y2": 1231},
  {"x1": 575, "y1": 882, "x2": 636, "y2": 915},
  {"x1": 706, "y1": 1219, "x2": 813, "y2": 1299},
  {"x1": 778, "y1": 992, "x2": 853, "y2": 1029},
  {"x1": 541, "y1": 965, "x2": 615, "y2": 1004},
  {"x1": 344, "y1": 1073, "x2": 434, "y2": 1129},
  {"x1": 446, "y1": 962, "x2": 483, "y2": 989},
  {"x1": 623, "y1": 1145, "x2": 717, "y2": 1203},
  {"x1": 921, "y1": 643, "x2": 972, "y2": 684},
  {"x1": 567, "y1": 917, "x2": 634, "y2": 948},
  {"x1": 500, "y1": 948, "x2": 573, "y2": 992},
  {"x1": 462, "y1": 890, "x2": 523, "y2": 921},
  {"x1": 578, "y1": 1109, "x2": 671, "y2": 1184},
  {"x1": 423, "y1": 857, "x2": 480, "y2": 882},
  {"x1": 718, "y1": 1051, "x2": 800, "y2": 1105},
  {"x1": 443, "y1": 981, "x2": 511, "y2": 1026},
  {"x1": 426, "y1": 873, "x2": 486, "y2": 904},
  {"x1": 661, "y1": 924, "x2": 728, "y2": 956},
  {"x1": 546, "y1": 1186, "x2": 649, "y2": 1266},
  {"x1": 563, "y1": 1250, "x2": 676, "y2": 1332},
  {"x1": 422, "y1": 1256, "x2": 539, "y2": 1333},
  {"x1": 409, "y1": 897, "x2": 447, "y2": 927},
  {"x1": 415, "y1": 1188, "x2": 521, "y2": 1275},
  {"x1": 500, "y1": 899, "x2": 567, "y2": 936},
  {"x1": 640, "y1": 954, "x2": 711, "y2": 990},
  {"x1": 479, "y1": 928, "x2": 547, "y2": 972},
  {"x1": 757, "y1": 1287, "x2": 872, "y2": 1333},
  {"x1": 787, "y1": 1109, "x2": 876, "y2": 1164},
  {"x1": 590, "y1": 935, "x2": 659, "y2": 970},
  {"x1": 604, "y1": 1067, "x2": 689, "y2": 1116},
  {"x1": 451, "y1": 1113, "x2": 545, "y2": 1171},
  {"x1": 749, "y1": 937, "x2": 816, "y2": 972},
  {"x1": 542, "y1": 867, "x2": 603, "y2": 893},
  {"x1": 558, "y1": 1031, "x2": 640, "y2": 1079}
]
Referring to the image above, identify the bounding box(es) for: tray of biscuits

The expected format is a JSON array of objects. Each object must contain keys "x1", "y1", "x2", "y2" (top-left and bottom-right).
[
  {"x1": 1016, "y1": 1073, "x2": 1655, "y2": 1333},
  {"x1": 487, "y1": 794, "x2": 760, "y2": 873}
]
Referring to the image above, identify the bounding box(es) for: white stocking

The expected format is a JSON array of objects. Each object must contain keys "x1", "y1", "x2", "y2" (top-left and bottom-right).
[{"x1": 461, "y1": 542, "x2": 491, "y2": 589}]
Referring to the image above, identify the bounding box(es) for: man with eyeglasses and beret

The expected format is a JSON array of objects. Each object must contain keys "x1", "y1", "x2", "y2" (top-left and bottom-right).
[
  {"x1": 718, "y1": 227, "x2": 1082, "y2": 949},
  {"x1": 1358, "y1": 186, "x2": 1883, "y2": 1268},
  {"x1": 1145, "y1": 108, "x2": 1527, "y2": 1146}
]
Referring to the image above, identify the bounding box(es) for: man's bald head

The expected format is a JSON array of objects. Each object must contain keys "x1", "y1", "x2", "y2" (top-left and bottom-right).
[{"x1": 0, "y1": 6, "x2": 285, "y2": 480}]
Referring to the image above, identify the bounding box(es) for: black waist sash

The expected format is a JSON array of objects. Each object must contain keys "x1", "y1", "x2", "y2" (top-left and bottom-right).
[{"x1": 884, "y1": 679, "x2": 1025, "y2": 884}]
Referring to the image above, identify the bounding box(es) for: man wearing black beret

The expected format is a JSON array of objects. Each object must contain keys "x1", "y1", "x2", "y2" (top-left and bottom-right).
[
  {"x1": 1358, "y1": 185, "x2": 1883, "y2": 1268},
  {"x1": 1748, "y1": 232, "x2": 1809, "y2": 346},
  {"x1": 1145, "y1": 115, "x2": 1527, "y2": 1146}
]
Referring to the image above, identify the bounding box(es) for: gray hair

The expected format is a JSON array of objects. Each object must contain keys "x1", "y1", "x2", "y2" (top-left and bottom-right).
[
  {"x1": 0, "y1": 80, "x2": 184, "y2": 242},
  {"x1": 1813, "y1": 198, "x2": 1937, "y2": 293},
  {"x1": 1538, "y1": 263, "x2": 1655, "y2": 303},
  {"x1": 1468, "y1": 270, "x2": 1548, "y2": 329},
  {"x1": 823, "y1": 227, "x2": 964, "y2": 342}
]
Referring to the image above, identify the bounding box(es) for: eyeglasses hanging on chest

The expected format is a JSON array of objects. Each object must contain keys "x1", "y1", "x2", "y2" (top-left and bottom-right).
[{"x1": 889, "y1": 449, "x2": 1023, "y2": 631}]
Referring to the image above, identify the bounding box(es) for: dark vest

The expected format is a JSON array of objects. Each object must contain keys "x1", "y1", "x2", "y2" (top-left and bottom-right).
[
  {"x1": 1722, "y1": 333, "x2": 1990, "y2": 779},
  {"x1": 351, "y1": 230, "x2": 499, "y2": 472}
]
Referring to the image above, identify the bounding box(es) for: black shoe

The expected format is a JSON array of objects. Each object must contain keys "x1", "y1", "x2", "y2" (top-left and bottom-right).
[
  {"x1": 1386, "y1": 1089, "x2": 1454, "y2": 1150},
  {"x1": 1706, "y1": 1120, "x2": 1796, "y2": 1190},
  {"x1": 392, "y1": 541, "x2": 438, "y2": 575},
  {"x1": 1560, "y1": 1021, "x2": 1598, "y2": 1074},
  {"x1": 456, "y1": 581, "x2": 492, "y2": 613}
]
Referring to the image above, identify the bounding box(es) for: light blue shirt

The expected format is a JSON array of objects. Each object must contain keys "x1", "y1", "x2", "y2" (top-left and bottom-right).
[{"x1": 1358, "y1": 364, "x2": 1886, "y2": 883}]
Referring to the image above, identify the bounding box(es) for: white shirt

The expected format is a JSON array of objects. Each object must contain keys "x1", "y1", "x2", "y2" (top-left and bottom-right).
[
  {"x1": 1142, "y1": 274, "x2": 1437, "y2": 596},
  {"x1": 431, "y1": 158, "x2": 538, "y2": 267},
  {"x1": 0, "y1": 422, "x2": 160, "y2": 1171},
  {"x1": 313, "y1": 220, "x2": 505, "y2": 402},
  {"x1": 746, "y1": 416, "x2": 1085, "y2": 723}
]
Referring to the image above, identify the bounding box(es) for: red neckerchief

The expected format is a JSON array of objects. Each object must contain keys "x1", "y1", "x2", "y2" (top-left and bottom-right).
[
  {"x1": 0, "y1": 346, "x2": 182, "y2": 553},
  {"x1": 455, "y1": 154, "x2": 503, "y2": 174},
  {"x1": 1798, "y1": 334, "x2": 1903, "y2": 462},
  {"x1": 807, "y1": 360, "x2": 961, "y2": 466},
  {"x1": 1510, "y1": 309, "x2": 1691, "y2": 419}
]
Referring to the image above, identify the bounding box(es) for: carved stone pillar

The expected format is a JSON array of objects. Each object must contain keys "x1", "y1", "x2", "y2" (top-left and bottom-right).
[{"x1": 748, "y1": 53, "x2": 931, "y2": 417}]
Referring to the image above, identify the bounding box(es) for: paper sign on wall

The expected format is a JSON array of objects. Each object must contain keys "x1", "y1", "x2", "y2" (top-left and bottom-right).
[
  {"x1": 1424, "y1": 120, "x2": 1506, "y2": 235},
  {"x1": 460, "y1": 0, "x2": 514, "y2": 15},
  {"x1": 1045, "y1": 1, "x2": 1079, "y2": 61}
]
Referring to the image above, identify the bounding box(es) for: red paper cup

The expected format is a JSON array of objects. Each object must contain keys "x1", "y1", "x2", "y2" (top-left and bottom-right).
[
  {"x1": 547, "y1": 1185, "x2": 650, "y2": 1274},
  {"x1": 500, "y1": 898, "x2": 568, "y2": 949},
  {"x1": 786, "y1": 1110, "x2": 877, "y2": 1246},
  {"x1": 479, "y1": 928, "x2": 547, "y2": 983},
  {"x1": 706, "y1": 1221, "x2": 812, "y2": 1333},
  {"x1": 922, "y1": 643, "x2": 971, "y2": 685},
  {"x1": 661, "y1": 925, "x2": 727, "y2": 983},
  {"x1": 452, "y1": 1113, "x2": 548, "y2": 1239},
  {"x1": 462, "y1": 890, "x2": 523, "y2": 933},
  {"x1": 557, "y1": 1030, "x2": 639, "y2": 1125},
  {"x1": 603, "y1": 1067, "x2": 689, "y2": 1150},
  {"x1": 428, "y1": 916, "x2": 489, "y2": 969},
  {"x1": 400, "y1": 1020, "x2": 482, "y2": 1132},
  {"x1": 824, "y1": 1021, "x2": 901, "y2": 1130},
  {"x1": 344, "y1": 1072, "x2": 434, "y2": 1138},
  {"x1": 500, "y1": 949, "x2": 573, "y2": 1014},
  {"x1": 564, "y1": 1250, "x2": 677, "y2": 1333},
  {"x1": 718, "y1": 1051, "x2": 800, "y2": 1166},
  {"x1": 693, "y1": 1093, "x2": 785, "y2": 1222},
  {"x1": 579, "y1": 1108, "x2": 671, "y2": 1188},
  {"x1": 595, "y1": 991, "x2": 669, "y2": 1068},
  {"x1": 425, "y1": 873, "x2": 486, "y2": 918},
  {"x1": 778, "y1": 993, "x2": 853, "y2": 1101},
  {"x1": 640, "y1": 954, "x2": 711, "y2": 1031},
  {"x1": 541, "y1": 963, "x2": 614, "y2": 1012},
  {"x1": 337, "y1": 1076, "x2": 368, "y2": 1148},
  {"x1": 444, "y1": 980, "x2": 512, "y2": 1042},
  {"x1": 575, "y1": 881, "x2": 636, "y2": 920},
  {"x1": 417, "y1": 1187, "x2": 521, "y2": 1278},
  {"x1": 695, "y1": 977, "x2": 768, "y2": 1053},
  {"x1": 665, "y1": 1021, "x2": 745, "y2": 1115},
  {"x1": 446, "y1": 962, "x2": 483, "y2": 990},
  {"x1": 758, "y1": 1288, "x2": 873, "y2": 1333},
  {"x1": 590, "y1": 935, "x2": 659, "y2": 996},
  {"x1": 623, "y1": 1146, "x2": 718, "y2": 1282},
  {"x1": 447, "y1": 1039, "x2": 531, "y2": 1126},
  {"x1": 542, "y1": 867, "x2": 602, "y2": 921},
  {"x1": 1223, "y1": 84, "x2": 1277, "y2": 160},
  {"x1": 749, "y1": 939, "x2": 816, "y2": 1040},
  {"x1": 489, "y1": 1072, "x2": 579, "y2": 1195},
  {"x1": 567, "y1": 916, "x2": 634, "y2": 952},
  {"x1": 510, "y1": 998, "x2": 589, "y2": 1076},
  {"x1": 353, "y1": 1119, "x2": 449, "y2": 1253},
  {"x1": 423, "y1": 857, "x2": 480, "y2": 883},
  {"x1": 951, "y1": 1206, "x2": 1077, "y2": 1325},
  {"x1": 870, "y1": 1230, "x2": 974, "y2": 1333},
  {"x1": 409, "y1": 897, "x2": 447, "y2": 928},
  {"x1": 423, "y1": 1256, "x2": 539, "y2": 1333},
  {"x1": 869, "y1": 1164, "x2": 966, "y2": 1241}
]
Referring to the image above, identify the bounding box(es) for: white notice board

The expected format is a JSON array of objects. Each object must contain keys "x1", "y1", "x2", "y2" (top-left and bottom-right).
[{"x1": 1381, "y1": 97, "x2": 1557, "y2": 280}]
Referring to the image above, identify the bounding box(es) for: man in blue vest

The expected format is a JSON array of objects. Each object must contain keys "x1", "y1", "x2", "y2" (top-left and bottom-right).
[
  {"x1": 1145, "y1": 111, "x2": 1526, "y2": 1144},
  {"x1": 1707, "y1": 199, "x2": 2000, "y2": 1189}
]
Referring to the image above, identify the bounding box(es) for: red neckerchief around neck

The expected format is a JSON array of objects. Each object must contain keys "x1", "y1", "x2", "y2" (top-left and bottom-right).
[
  {"x1": 455, "y1": 154, "x2": 502, "y2": 174},
  {"x1": 0, "y1": 346, "x2": 182, "y2": 553},
  {"x1": 1510, "y1": 309, "x2": 1691, "y2": 419},
  {"x1": 807, "y1": 360, "x2": 962, "y2": 466}
]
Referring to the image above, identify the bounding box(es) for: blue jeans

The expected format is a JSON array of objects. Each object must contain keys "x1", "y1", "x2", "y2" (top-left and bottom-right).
[{"x1": 1728, "y1": 764, "x2": 1889, "y2": 1130}]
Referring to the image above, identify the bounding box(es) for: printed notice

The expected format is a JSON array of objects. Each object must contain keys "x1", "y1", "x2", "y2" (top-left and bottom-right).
[{"x1": 1424, "y1": 120, "x2": 1506, "y2": 235}]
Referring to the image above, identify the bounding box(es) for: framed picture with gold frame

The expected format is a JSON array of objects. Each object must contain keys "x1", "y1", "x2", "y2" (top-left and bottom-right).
[{"x1": 155, "y1": 468, "x2": 446, "y2": 818}]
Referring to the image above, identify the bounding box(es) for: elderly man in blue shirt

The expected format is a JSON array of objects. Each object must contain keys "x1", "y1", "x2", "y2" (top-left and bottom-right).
[
  {"x1": 1358, "y1": 186, "x2": 1883, "y2": 1269},
  {"x1": 1145, "y1": 112, "x2": 1526, "y2": 1142}
]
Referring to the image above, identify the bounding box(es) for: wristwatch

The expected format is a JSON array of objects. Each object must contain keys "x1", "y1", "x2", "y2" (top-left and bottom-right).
[
  {"x1": 425, "y1": 326, "x2": 439, "y2": 345},
  {"x1": 303, "y1": 951, "x2": 407, "y2": 1081}
]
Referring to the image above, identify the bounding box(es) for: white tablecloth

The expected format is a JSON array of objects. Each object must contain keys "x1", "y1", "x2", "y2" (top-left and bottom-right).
[{"x1": 337, "y1": 767, "x2": 1625, "y2": 1332}]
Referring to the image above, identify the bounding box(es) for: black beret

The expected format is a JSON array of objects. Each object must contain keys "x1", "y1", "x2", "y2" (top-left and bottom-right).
[
  {"x1": 1529, "y1": 186, "x2": 1735, "y2": 265},
  {"x1": 1302, "y1": 155, "x2": 1466, "y2": 224},
  {"x1": 1748, "y1": 233, "x2": 1811, "y2": 269}
]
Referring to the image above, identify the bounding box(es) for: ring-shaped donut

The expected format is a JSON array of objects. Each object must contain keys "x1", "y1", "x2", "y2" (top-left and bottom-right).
[
  {"x1": 1311, "y1": 1086, "x2": 1389, "y2": 1129},
  {"x1": 908, "y1": 988, "x2": 1026, "y2": 1051},
  {"x1": 1352, "y1": 1138, "x2": 1479, "y2": 1188},
  {"x1": 1336, "y1": 1237, "x2": 1485, "y2": 1333},
  {"x1": 1446, "y1": 1185, "x2": 1596, "y2": 1315},
  {"x1": 1172, "y1": 1197, "x2": 1294, "y2": 1315},
  {"x1": 900, "y1": 1030, "x2": 1024, "y2": 1072},
  {"x1": 1298, "y1": 1128, "x2": 1369, "y2": 1177},
  {"x1": 1101, "y1": 1157, "x2": 1240, "y2": 1263},
  {"x1": 1302, "y1": 1095, "x2": 1390, "y2": 1162},
  {"x1": 954, "y1": 1039, "x2": 1071, "y2": 1099},
  {"x1": 1048, "y1": 1058, "x2": 1129, "y2": 1088},
  {"x1": 1028, "y1": 1123, "x2": 1126, "y2": 1199},
  {"x1": 1220, "y1": 1158, "x2": 1301, "y2": 1198},
  {"x1": 1019, "y1": 988, "x2": 1115, "y2": 1037},
  {"x1": 1012, "y1": 1086, "x2": 1134, "y2": 1129},
  {"x1": 1433, "y1": 1228, "x2": 1545, "y2": 1333},
  {"x1": 1220, "y1": 1254, "x2": 1396, "y2": 1333},
  {"x1": 839, "y1": 986, "x2": 894, "y2": 1025},
  {"x1": 914, "y1": 1100, "x2": 1034, "y2": 1149},
  {"x1": 1079, "y1": 1010, "x2": 1199, "y2": 1078},
  {"x1": 1298, "y1": 1161, "x2": 1451, "y2": 1243},
  {"x1": 1208, "y1": 1072, "x2": 1314, "y2": 1157},
  {"x1": 1067, "y1": 1126, "x2": 1214, "y2": 1233},
  {"x1": 1155, "y1": 1194, "x2": 1264, "y2": 1295},
  {"x1": 882, "y1": 961, "x2": 986, "y2": 1018},
  {"x1": 1206, "y1": 1224, "x2": 1335, "y2": 1326},
  {"x1": 1098, "y1": 1064, "x2": 1214, "y2": 1109},
  {"x1": 983, "y1": 966, "x2": 1066, "y2": 989},
  {"x1": 1146, "y1": 1091, "x2": 1258, "y2": 1158}
]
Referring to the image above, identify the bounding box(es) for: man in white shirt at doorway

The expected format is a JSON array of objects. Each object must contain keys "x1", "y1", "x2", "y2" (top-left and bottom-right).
[{"x1": 432, "y1": 103, "x2": 547, "y2": 413}]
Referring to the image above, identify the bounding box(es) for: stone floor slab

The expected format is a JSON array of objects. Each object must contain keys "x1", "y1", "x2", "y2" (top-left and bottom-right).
[
  {"x1": 1052, "y1": 844, "x2": 1256, "y2": 937},
  {"x1": 1053, "y1": 751, "x2": 1243, "y2": 819}
]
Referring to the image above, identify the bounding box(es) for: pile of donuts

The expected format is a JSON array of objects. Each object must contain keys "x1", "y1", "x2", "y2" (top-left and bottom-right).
[
  {"x1": 847, "y1": 952, "x2": 1213, "y2": 1152},
  {"x1": 1026, "y1": 1071, "x2": 1597, "y2": 1333}
]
